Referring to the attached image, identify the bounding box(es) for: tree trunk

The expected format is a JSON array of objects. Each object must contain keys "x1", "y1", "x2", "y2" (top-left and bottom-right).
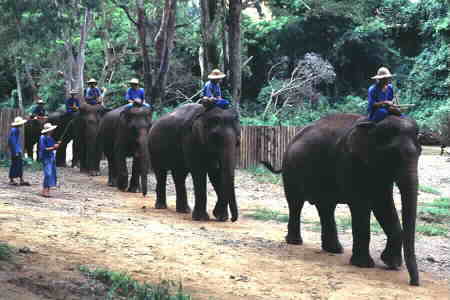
[
  {"x1": 14, "y1": 61, "x2": 23, "y2": 110},
  {"x1": 228, "y1": 0, "x2": 242, "y2": 112},
  {"x1": 200, "y1": 0, "x2": 221, "y2": 82},
  {"x1": 24, "y1": 63, "x2": 39, "y2": 102},
  {"x1": 153, "y1": 0, "x2": 178, "y2": 105},
  {"x1": 136, "y1": 0, "x2": 153, "y2": 106},
  {"x1": 74, "y1": 8, "x2": 93, "y2": 93}
]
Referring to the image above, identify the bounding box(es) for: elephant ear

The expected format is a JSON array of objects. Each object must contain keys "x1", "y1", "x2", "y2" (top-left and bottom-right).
[{"x1": 343, "y1": 121, "x2": 375, "y2": 165}]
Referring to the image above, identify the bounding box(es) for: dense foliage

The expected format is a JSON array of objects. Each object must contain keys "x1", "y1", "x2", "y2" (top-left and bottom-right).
[{"x1": 0, "y1": 0, "x2": 448, "y2": 130}]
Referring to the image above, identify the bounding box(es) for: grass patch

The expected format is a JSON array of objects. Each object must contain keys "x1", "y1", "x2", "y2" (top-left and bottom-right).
[
  {"x1": 79, "y1": 266, "x2": 191, "y2": 300},
  {"x1": 0, "y1": 242, "x2": 14, "y2": 261},
  {"x1": 245, "y1": 208, "x2": 289, "y2": 222},
  {"x1": 418, "y1": 185, "x2": 441, "y2": 195},
  {"x1": 245, "y1": 166, "x2": 282, "y2": 185},
  {"x1": 417, "y1": 197, "x2": 450, "y2": 237}
]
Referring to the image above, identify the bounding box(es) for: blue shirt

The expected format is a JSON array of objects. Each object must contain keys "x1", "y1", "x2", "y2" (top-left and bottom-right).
[
  {"x1": 39, "y1": 135, "x2": 56, "y2": 161},
  {"x1": 85, "y1": 87, "x2": 102, "y2": 105},
  {"x1": 202, "y1": 81, "x2": 222, "y2": 99},
  {"x1": 367, "y1": 83, "x2": 394, "y2": 118},
  {"x1": 8, "y1": 127, "x2": 22, "y2": 156},
  {"x1": 65, "y1": 97, "x2": 80, "y2": 113},
  {"x1": 32, "y1": 105, "x2": 47, "y2": 117},
  {"x1": 125, "y1": 88, "x2": 145, "y2": 103}
]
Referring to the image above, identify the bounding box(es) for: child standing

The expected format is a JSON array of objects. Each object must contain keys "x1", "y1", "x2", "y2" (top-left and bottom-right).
[
  {"x1": 39, "y1": 123, "x2": 59, "y2": 197},
  {"x1": 8, "y1": 116, "x2": 30, "y2": 186}
]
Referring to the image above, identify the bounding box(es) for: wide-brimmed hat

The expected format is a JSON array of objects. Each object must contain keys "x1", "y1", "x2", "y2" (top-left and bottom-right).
[
  {"x1": 371, "y1": 67, "x2": 394, "y2": 80},
  {"x1": 87, "y1": 78, "x2": 97, "y2": 84},
  {"x1": 11, "y1": 116, "x2": 27, "y2": 126},
  {"x1": 129, "y1": 78, "x2": 140, "y2": 85},
  {"x1": 208, "y1": 69, "x2": 226, "y2": 80},
  {"x1": 37, "y1": 99, "x2": 45, "y2": 104},
  {"x1": 41, "y1": 122, "x2": 58, "y2": 134},
  {"x1": 69, "y1": 89, "x2": 79, "y2": 94}
]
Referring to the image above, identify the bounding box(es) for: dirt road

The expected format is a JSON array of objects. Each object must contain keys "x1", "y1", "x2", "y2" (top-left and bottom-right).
[{"x1": 0, "y1": 154, "x2": 449, "y2": 299}]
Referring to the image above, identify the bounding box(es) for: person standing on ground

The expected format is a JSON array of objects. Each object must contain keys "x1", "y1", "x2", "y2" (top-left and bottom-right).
[
  {"x1": 8, "y1": 116, "x2": 30, "y2": 186},
  {"x1": 39, "y1": 123, "x2": 59, "y2": 197}
]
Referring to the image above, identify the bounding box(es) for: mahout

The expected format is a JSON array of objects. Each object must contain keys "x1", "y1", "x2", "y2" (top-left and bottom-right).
[{"x1": 263, "y1": 113, "x2": 421, "y2": 286}]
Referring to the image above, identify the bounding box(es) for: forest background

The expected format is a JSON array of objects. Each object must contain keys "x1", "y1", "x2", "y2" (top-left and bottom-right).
[{"x1": 0, "y1": 0, "x2": 448, "y2": 134}]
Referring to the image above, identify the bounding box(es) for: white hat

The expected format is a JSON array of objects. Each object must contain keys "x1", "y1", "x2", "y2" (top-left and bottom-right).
[
  {"x1": 37, "y1": 99, "x2": 45, "y2": 104},
  {"x1": 129, "y1": 78, "x2": 140, "y2": 85},
  {"x1": 208, "y1": 69, "x2": 226, "y2": 80},
  {"x1": 11, "y1": 116, "x2": 27, "y2": 126},
  {"x1": 87, "y1": 78, "x2": 97, "y2": 84},
  {"x1": 41, "y1": 122, "x2": 58, "y2": 134},
  {"x1": 69, "y1": 89, "x2": 79, "y2": 94},
  {"x1": 371, "y1": 67, "x2": 394, "y2": 80}
]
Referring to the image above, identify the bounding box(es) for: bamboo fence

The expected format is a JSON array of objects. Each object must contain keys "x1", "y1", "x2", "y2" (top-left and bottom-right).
[
  {"x1": 0, "y1": 109, "x2": 25, "y2": 159},
  {"x1": 238, "y1": 126, "x2": 301, "y2": 169}
]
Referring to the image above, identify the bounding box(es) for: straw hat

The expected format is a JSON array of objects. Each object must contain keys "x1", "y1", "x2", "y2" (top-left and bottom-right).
[
  {"x1": 41, "y1": 122, "x2": 58, "y2": 134},
  {"x1": 129, "y1": 78, "x2": 140, "y2": 85},
  {"x1": 37, "y1": 99, "x2": 45, "y2": 104},
  {"x1": 87, "y1": 78, "x2": 97, "y2": 84},
  {"x1": 371, "y1": 67, "x2": 394, "y2": 80},
  {"x1": 69, "y1": 89, "x2": 79, "y2": 94},
  {"x1": 11, "y1": 116, "x2": 27, "y2": 126},
  {"x1": 208, "y1": 69, "x2": 226, "y2": 80}
]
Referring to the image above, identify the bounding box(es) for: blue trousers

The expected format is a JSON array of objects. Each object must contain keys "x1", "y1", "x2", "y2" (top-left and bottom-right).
[
  {"x1": 9, "y1": 155, "x2": 23, "y2": 179},
  {"x1": 43, "y1": 158, "x2": 57, "y2": 188}
]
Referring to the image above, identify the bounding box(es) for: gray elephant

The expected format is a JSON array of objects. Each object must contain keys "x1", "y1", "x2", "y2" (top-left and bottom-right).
[
  {"x1": 262, "y1": 114, "x2": 421, "y2": 286},
  {"x1": 148, "y1": 103, "x2": 240, "y2": 222},
  {"x1": 97, "y1": 105, "x2": 152, "y2": 196}
]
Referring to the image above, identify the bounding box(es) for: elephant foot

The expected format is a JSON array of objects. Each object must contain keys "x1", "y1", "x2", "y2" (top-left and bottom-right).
[
  {"x1": 176, "y1": 206, "x2": 191, "y2": 214},
  {"x1": 381, "y1": 250, "x2": 403, "y2": 270},
  {"x1": 350, "y1": 254, "x2": 375, "y2": 268},
  {"x1": 89, "y1": 171, "x2": 100, "y2": 177},
  {"x1": 80, "y1": 168, "x2": 88, "y2": 174},
  {"x1": 155, "y1": 201, "x2": 167, "y2": 209},
  {"x1": 322, "y1": 239, "x2": 344, "y2": 254},
  {"x1": 108, "y1": 181, "x2": 116, "y2": 187},
  {"x1": 213, "y1": 207, "x2": 229, "y2": 222},
  {"x1": 127, "y1": 186, "x2": 140, "y2": 193},
  {"x1": 192, "y1": 210, "x2": 210, "y2": 221},
  {"x1": 285, "y1": 234, "x2": 303, "y2": 245}
]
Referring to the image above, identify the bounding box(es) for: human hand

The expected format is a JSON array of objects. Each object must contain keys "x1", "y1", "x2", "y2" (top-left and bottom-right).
[{"x1": 54, "y1": 143, "x2": 60, "y2": 149}]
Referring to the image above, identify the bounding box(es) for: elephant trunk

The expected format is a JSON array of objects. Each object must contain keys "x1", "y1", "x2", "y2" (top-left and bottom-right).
[
  {"x1": 138, "y1": 128, "x2": 149, "y2": 196},
  {"x1": 396, "y1": 160, "x2": 420, "y2": 286},
  {"x1": 219, "y1": 134, "x2": 238, "y2": 222}
]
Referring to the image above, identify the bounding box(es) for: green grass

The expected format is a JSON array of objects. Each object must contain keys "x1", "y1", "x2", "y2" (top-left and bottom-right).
[
  {"x1": 0, "y1": 242, "x2": 14, "y2": 261},
  {"x1": 245, "y1": 166, "x2": 282, "y2": 185},
  {"x1": 245, "y1": 208, "x2": 289, "y2": 222},
  {"x1": 418, "y1": 197, "x2": 450, "y2": 237},
  {"x1": 79, "y1": 266, "x2": 191, "y2": 300},
  {"x1": 418, "y1": 185, "x2": 442, "y2": 195}
]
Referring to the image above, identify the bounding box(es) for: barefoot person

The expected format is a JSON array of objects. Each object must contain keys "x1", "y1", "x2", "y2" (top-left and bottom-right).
[
  {"x1": 8, "y1": 116, "x2": 30, "y2": 186},
  {"x1": 39, "y1": 123, "x2": 59, "y2": 197}
]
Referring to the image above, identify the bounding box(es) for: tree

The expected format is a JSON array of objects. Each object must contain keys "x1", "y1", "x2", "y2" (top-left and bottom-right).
[{"x1": 228, "y1": 0, "x2": 242, "y2": 111}]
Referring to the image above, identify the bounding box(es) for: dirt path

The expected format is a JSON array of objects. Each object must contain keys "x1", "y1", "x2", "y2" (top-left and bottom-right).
[{"x1": 0, "y1": 154, "x2": 449, "y2": 299}]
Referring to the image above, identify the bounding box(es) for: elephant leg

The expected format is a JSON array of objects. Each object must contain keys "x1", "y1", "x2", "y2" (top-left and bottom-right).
[
  {"x1": 285, "y1": 179, "x2": 304, "y2": 245},
  {"x1": 56, "y1": 143, "x2": 68, "y2": 167},
  {"x1": 154, "y1": 169, "x2": 168, "y2": 209},
  {"x1": 107, "y1": 155, "x2": 116, "y2": 186},
  {"x1": 349, "y1": 203, "x2": 374, "y2": 268},
  {"x1": 172, "y1": 169, "x2": 190, "y2": 213},
  {"x1": 316, "y1": 202, "x2": 343, "y2": 253},
  {"x1": 208, "y1": 167, "x2": 228, "y2": 221},
  {"x1": 128, "y1": 158, "x2": 140, "y2": 193},
  {"x1": 373, "y1": 187, "x2": 403, "y2": 269},
  {"x1": 191, "y1": 171, "x2": 209, "y2": 221}
]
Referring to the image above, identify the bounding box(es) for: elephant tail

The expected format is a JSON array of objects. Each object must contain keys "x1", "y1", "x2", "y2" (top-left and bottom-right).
[{"x1": 260, "y1": 161, "x2": 283, "y2": 174}]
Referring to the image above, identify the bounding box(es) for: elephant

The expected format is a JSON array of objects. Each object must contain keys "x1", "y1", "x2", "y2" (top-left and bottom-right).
[
  {"x1": 24, "y1": 117, "x2": 46, "y2": 160},
  {"x1": 148, "y1": 103, "x2": 240, "y2": 222},
  {"x1": 97, "y1": 104, "x2": 152, "y2": 196},
  {"x1": 262, "y1": 113, "x2": 421, "y2": 286},
  {"x1": 47, "y1": 110, "x2": 79, "y2": 167},
  {"x1": 74, "y1": 103, "x2": 105, "y2": 175}
]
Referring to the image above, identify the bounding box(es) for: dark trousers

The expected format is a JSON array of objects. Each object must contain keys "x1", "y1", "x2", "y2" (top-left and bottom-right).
[{"x1": 9, "y1": 155, "x2": 23, "y2": 179}]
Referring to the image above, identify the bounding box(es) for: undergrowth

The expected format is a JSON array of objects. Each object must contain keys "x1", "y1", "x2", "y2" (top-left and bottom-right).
[
  {"x1": 245, "y1": 166, "x2": 282, "y2": 185},
  {"x1": 0, "y1": 242, "x2": 14, "y2": 261},
  {"x1": 79, "y1": 266, "x2": 191, "y2": 300}
]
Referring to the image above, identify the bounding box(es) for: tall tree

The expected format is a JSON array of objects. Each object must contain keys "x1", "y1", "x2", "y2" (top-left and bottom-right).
[{"x1": 228, "y1": 0, "x2": 242, "y2": 111}]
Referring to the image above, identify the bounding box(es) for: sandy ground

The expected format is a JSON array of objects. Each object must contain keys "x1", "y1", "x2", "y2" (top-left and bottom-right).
[{"x1": 0, "y1": 150, "x2": 449, "y2": 299}]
